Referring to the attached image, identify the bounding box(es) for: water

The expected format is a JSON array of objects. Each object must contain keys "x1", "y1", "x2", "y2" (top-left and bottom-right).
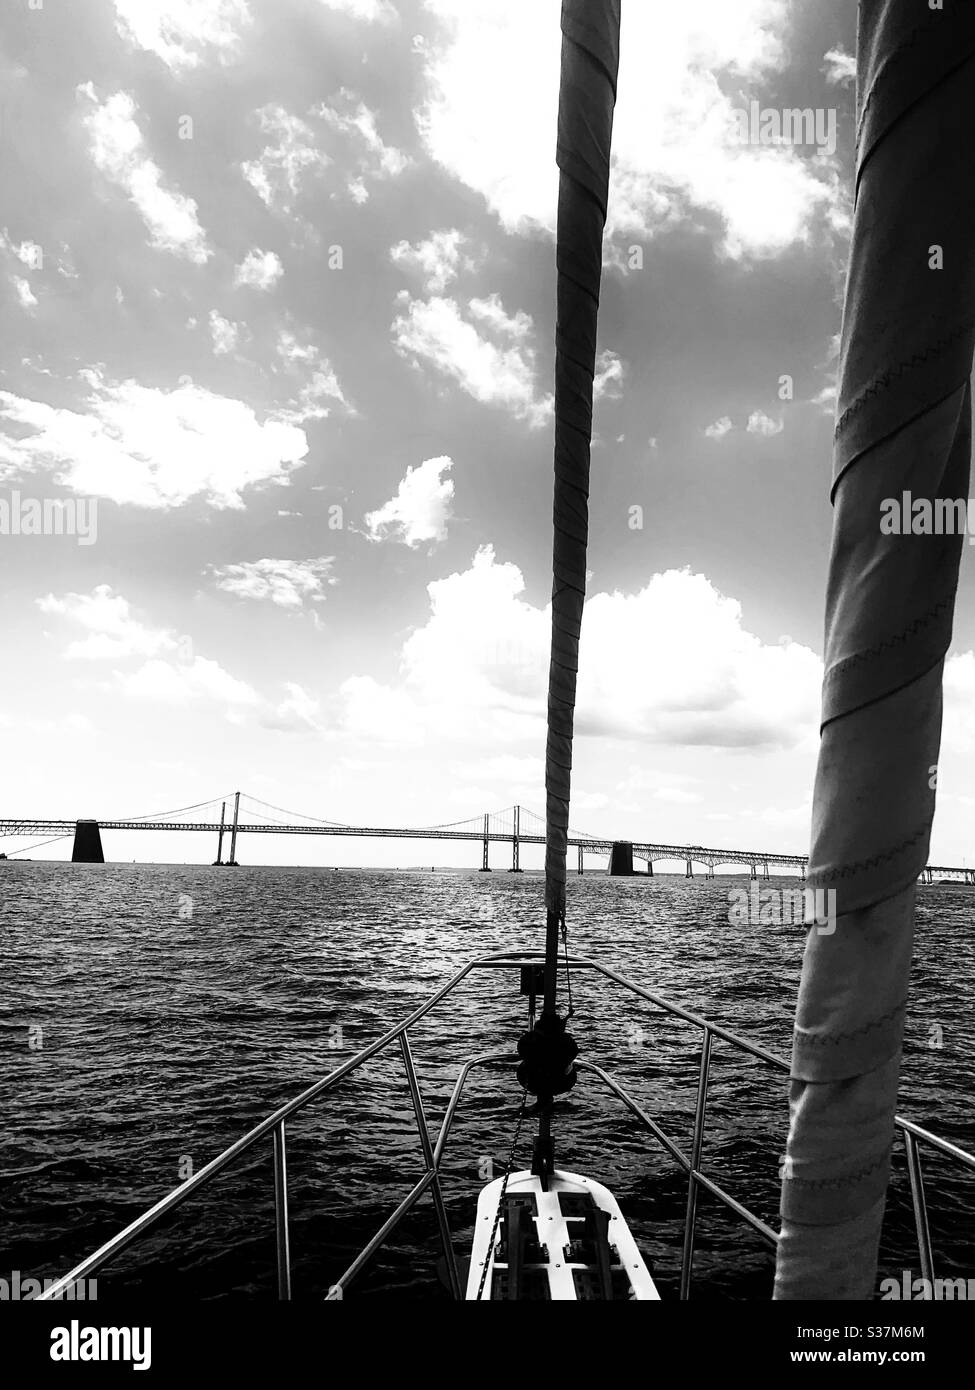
[{"x1": 1, "y1": 864, "x2": 973, "y2": 1300}]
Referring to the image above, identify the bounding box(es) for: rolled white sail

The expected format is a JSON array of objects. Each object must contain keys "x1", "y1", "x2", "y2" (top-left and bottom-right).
[
  {"x1": 543, "y1": 0, "x2": 620, "y2": 998},
  {"x1": 774, "y1": 1, "x2": 975, "y2": 1299}
]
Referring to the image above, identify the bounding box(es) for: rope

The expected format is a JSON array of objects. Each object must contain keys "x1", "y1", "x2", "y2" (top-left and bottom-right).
[
  {"x1": 560, "y1": 906, "x2": 574, "y2": 1018},
  {"x1": 475, "y1": 1093, "x2": 528, "y2": 1301}
]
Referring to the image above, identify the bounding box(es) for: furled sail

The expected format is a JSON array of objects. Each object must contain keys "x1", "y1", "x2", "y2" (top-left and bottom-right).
[
  {"x1": 774, "y1": 0, "x2": 975, "y2": 1299},
  {"x1": 543, "y1": 0, "x2": 620, "y2": 1008}
]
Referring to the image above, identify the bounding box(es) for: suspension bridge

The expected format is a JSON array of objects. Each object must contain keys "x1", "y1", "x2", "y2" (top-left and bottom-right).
[{"x1": 0, "y1": 792, "x2": 971, "y2": 882}]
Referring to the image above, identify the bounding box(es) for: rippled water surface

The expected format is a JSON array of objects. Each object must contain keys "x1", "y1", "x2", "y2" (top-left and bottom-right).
[{"x1": 2, "y1": 864, "x2": 974, "y2": 1300}]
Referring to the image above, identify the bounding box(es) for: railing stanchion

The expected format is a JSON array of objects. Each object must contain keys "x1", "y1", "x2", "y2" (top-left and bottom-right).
[
  {"x1": 399, "y1": 1030, "x2": 462, "y2": 1300},
  {"x1": 273, "y1": 1121, "x2": 292, "y2": 1301},
  {"x1": 680, "y1": 1025, "x2": 712, "y2": 1300},
  {"x1": 904, "y1": 1131, "x2": 935, "y2": 1289}
]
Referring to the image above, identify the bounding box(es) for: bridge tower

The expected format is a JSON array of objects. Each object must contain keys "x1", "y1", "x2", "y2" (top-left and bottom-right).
[
  {"x1": 509, "y1": 804, "x2": 523, "y2": 872},
  {"x1": 479, "y1": 813, "x2": 491, "y2": 871},
  {"x1": 213, "y1": 801, "x2": 226, "y2": 866},
  {"x1": 227, "y1": 791, "x2": 240, "y2": 867}
]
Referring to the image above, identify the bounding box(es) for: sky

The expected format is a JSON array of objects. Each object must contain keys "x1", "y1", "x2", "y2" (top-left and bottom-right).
[{"x1": 2, "y1": 0, "x2": 975, "y2": 869}]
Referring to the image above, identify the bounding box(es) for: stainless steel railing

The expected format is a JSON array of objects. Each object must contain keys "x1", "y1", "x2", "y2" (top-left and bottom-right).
[{"x1": 37, "y1": 950, "x2": 975, "y2": 1301}]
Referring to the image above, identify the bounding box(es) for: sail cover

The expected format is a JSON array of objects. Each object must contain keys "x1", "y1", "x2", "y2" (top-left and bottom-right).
[
  {"x1": 545, "y1": 0, "x2": 620, "y2": 929},
  {"x1": 774, "y1": 0, "x2": 975, "y2": 1299}
]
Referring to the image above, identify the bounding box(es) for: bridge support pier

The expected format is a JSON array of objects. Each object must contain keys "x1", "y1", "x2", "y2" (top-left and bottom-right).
[
  {"x1": 577, "y1": 845, "x2": 584, "y2": 875},
  {"x1": 71, "y1": 819, "x2": 104, "y2": 863},
  {"x1": 479, "y1": 813, "x2": 491, "y2": 871},
  {"x1": 685, "y1": 860, "x2": 693, "y2": 878},
  {"x1": 647, "y1": 857, "x2": 653, "y2": 877},
  {"x1": 608, "y1": 842, "x2": 635, "y2": 876},
  {"x1": 508, "y1": 805, "x2": 522, "y2": 872},
  {"x1": 706, "y1": 862, "x2": 714, "y2": 879},
  {"x1": 750, "y1": 863, "x2": 757, "y2": 880},
  {"x1": 762, "y1": 860, "x2": 770, "y2": 881},
  {"x1": 800, "y1": 860, "x2": 806, "y2": 881}
]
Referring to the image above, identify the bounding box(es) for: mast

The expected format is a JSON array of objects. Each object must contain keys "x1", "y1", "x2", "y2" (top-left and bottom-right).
[
  {"x1": 528, "y1": 0, "x2": 620, "y2": 1179},
  {"x1": 774, "y1": 1, "x2": 975, "y2": 1299}
]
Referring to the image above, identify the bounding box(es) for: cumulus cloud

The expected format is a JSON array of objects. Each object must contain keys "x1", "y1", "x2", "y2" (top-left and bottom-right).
[
  {"x1": 337, "y1": 550, "x2": 822, "y2": 752},
  {"x1": 113, "y1": 0, "x2": 251, "y2": 70},
  {"x1": 38, "y1": 584, "x2": 258, "y2": 709},
  {"x1": 390, "y1": 228, "x2": 476, "y2": 294},
  {"x1": 209, "y1": 557, "x2": 337, "y2": 608},
  {"x1": 78, "y1": 85, "x2": 210, "y2": 263},
  {"x1": 593, "y1": 349, "x2": 624, "y2": 402},
  {"x1": 234, "y1": 248, "x2": 283, "y2": 290},
  {"x1": 823, "y1": 47, "x2": 856, "y2": 85},
  {"x1": 704, "y1": 416, "x2": 733, "y2": 440},
  {"x1": 12, "y1": 276, "x2": 37, "y2": 310},
  {"x1": 364, "y1": 455, "x2": 454, "y2": 548},
  {"x1": 0, "y1": 372, "x2": 308, "y2": 508},
  {"x1": 208, "y1": 309, "x2": 240, "y2": 354},
  {"x1": 392, "y1": 294, "x2": 552, "y2": 426},
  {"x1": 417, "y1": 0, "x2": 843, "y2": 259},
  {"x1": 746, "y1": 409, "x2": 784, "y2": 436}
]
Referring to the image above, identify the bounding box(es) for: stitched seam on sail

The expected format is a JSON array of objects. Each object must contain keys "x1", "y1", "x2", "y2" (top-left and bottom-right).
[
  {"x1": 786, "y1": 1156, "x2": 889, "y2": 1191},
  {"x1": 824, "y1": 596, "x2": 953, "y2": 680},
  {"x1": 794, "y1": 1001, "x2": 906, "y2": 1047},
  {"x1": 809, "y1": 829, "x2": 929, "y2": 881},
  {"x1": 834, "y1": 321, "x2": 975, "y2": 441}
]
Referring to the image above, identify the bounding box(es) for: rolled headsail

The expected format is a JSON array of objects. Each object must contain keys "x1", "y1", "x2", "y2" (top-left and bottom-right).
[
  {"x1": 775, "y1": 1, "x2": 975, "y2": 1299},
  {"x1": 544, "y1": 0, "x2": 621, "y2": 1007}
]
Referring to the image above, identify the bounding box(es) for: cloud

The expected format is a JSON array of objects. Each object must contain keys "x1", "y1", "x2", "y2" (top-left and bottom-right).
[
  {"x1": 263, "y1": 681, "x2": 322, "y2": 732},
  {"x1": 209, "y1": 557, "x2": 337, "y2": 608},
  {"x1": 823, "y1": 48, "x2": 856, "y2": 85},
  {"x1": 593, "y1": 349, "x2": 624, "y2": 402},
  {"x1": 704, "y1": 416, "x2": 733, "y2": 440},
  {"x1": 241, "y1": 105, "x2": 331, "y2": 213},
  {"x1": 364, "y1": 455, "x2": 454, "y2": 548},
  {"x1": 273, "y1": 328, "x2": 350, "y2": 421},
  {"x1": 390, "y1": 228, "x2": 475, "y2": 293},
  {"x1": 78, "y1": 86, "x2": 210, "y2": 263},
  {"x1": 12, "y1": 276, "x2": 37, "y2": 310},
  {"x1": 208, "y1": 309, "x2": 240, "y2": 354},
  {"x1": 234, "y1": 248, "x2": 283, "y2": 289},
  {"x1": 392, "y1": 294, "x2": 552, "y2": 426},
  {"x1": 417, "y1": 0, "x2": 843, "y2": 259},
  {"x1": 337, "y1": 550, "x2": 822, "y2": 752},
  {"x1": 314, "y1": 0, "x2": 397, "y2": 21},
  {"x1": 746, "y1": 409, "x2": 784, "y2": 436},
  {"x1": 113, "y1": 0, "x2": 251, "y2": 72},
  {"x1": 117, "y1": 656, "x2": 259, "y2": 706},
  {"x1": 37, "y1": 586, "x2": 176, "y2": 660},
  {"x1": 313, "y1": 90, "x2": 409, "y2": 201},
  {"x1": 0, "y1": 372, "x2": 308, "y2": 508},
  {"x1": 39, "y1": 583, "x2": 259, "y2": 710}
]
